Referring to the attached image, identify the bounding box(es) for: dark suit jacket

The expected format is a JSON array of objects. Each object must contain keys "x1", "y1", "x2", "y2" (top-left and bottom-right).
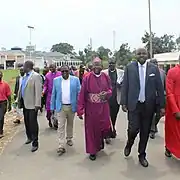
[
  {"x1": 14, "y1": 76, "x2": 20, "y2": 97},
  {"x1": 120, "y1": 61, "x2": 165, "y2": 112}
]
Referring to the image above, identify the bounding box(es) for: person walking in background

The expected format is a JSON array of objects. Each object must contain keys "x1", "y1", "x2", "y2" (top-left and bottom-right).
[
  {"x1": 83, "y1": 63, "x2": 93, "y2": 78},
  {"x1": 165, "y1": 64, "x2": 180, "y2": 159},
  {"x1": 121, "y1": 48, "x2": 165, "y2": 167},
  {"x1": 13, "y1": 67, "x2": 25, "y2": 124},
  {"x1": 0, "y1": 71, "x2": 11, "y2": 138},
  {"x1": 77, "y1": 57, "x2": 112, "y2": 161},
  {"x1": 149, "y1": 59, "x2": 166, "y2": 139},
  {"x1": 51, "y1": 65, "x2": 80, "y2": 156},
  {"x1": 34, "y1": 67, "x2": 46, "y2": 113},
  {"x1": 43, "y1": 64, "x2": 61, "y2": 129},
  {"x1": 103, "y1": 58, "x2": 124, "y2": 140},
  {"x1": 17, "y1": 61, "x2": 42, "y2": 152},
  {"x1": 75, "y1": 64, "x2": 88, "y2": 85}
]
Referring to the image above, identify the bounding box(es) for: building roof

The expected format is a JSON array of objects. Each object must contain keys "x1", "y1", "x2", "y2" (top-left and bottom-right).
[{"x1": 154, "y1": 52, "x2": 180, "y2": 62}]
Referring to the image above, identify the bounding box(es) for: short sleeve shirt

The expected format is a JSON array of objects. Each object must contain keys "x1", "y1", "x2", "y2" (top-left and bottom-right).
[{"x1": 0, "y1": 81, "x2": 11, "y2": 101}]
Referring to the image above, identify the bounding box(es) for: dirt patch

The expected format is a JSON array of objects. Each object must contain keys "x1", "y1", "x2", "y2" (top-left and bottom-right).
[{"x1": 0, "y1": 112, "x2": 22, "y2": 155}]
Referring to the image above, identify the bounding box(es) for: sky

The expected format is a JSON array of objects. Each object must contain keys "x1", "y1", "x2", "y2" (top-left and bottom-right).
[{"x1": 0, "y1": 0, "x2": 179, "y2": 52}]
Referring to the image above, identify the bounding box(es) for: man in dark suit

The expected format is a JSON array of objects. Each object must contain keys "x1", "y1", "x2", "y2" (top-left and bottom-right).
[
  {"x1": 120, "y1": 48, "x2": 165, "y2": 167},
  {"x1": 13, "y1": 67, "x2": 25, "y2": 124}
]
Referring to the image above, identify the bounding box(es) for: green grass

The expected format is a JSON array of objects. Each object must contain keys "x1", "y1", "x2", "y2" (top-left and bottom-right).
[{"x1": 2, "y1": 69, "x2": 19, "y2": 98}]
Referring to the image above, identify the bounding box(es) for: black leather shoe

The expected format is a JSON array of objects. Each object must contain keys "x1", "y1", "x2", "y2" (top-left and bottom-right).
[
  {"x1": 139, "y1": 157, "x2": 149, "y2": 167},
  {"x1": 25, "y1": 139, "x2": 32, "y2": 144},
  {"x1": 124, "y1": 145, "x2": 132, "y2": 157},
  {"x1": 150, "y1": 132, "x2": 155, "y2": 139},
  {"x1": 31, "y1": 146, "x2": 38, "y2": 152},
  {"x1": 49, "y1": 121, "x2": 53, "y2": 128},
  {"x1": 165, "y1": 148, "x2": 172, "y2": 158},
  {"x1": 89, "y1": 154, "x2": 96, "y2": 161}
]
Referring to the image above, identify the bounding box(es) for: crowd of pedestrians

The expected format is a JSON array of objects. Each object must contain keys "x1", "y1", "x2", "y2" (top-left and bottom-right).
[{"x1": 0, "y1": 47, "x2": 180, "y2": 168}]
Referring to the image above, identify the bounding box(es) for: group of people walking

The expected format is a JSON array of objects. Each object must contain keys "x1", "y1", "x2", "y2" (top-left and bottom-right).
[{"x1": 0, "y1": 47, "x2": 180, "y2": 168}]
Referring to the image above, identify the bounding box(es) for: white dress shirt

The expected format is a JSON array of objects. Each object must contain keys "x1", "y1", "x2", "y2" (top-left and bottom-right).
[
  {"x1": 61, "y1": 77, "x2": 70, "y2": 104},
  {"x1": 138, "y1": 61, "x2": 147, "y2": 102}
]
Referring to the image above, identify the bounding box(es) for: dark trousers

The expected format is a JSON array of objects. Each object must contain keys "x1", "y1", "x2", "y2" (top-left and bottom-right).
[
  {"x1": 127, "y1": 102, "x2": 154, "y2": 158},
  {"x1": 22, "y1": 100, "x2": 39, "y2": 146},
  {"x1": 109, "y1": 98, "x2": 120, "y2": 130},
  {"x1": 150, "y1": 108, "x2": 161, "y2": 133},
  {"x1": 0, "y1": 101, "x2": 7, "y2": 134}
]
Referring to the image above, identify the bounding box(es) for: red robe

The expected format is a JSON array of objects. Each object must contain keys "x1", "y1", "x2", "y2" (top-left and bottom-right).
[
  {"x1": 77, "y1": 72, "x2": 112, "y2": 155},
  {"x1": 165, "y1": 65, "x2": 180, "y2": 158}
]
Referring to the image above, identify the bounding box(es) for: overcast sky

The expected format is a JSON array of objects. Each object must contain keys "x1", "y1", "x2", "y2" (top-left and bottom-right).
[{"x1": 0, "y1": 0, "x2": 179, "y2": 52}]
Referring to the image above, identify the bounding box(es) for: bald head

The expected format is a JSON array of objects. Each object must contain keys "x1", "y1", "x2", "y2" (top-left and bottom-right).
[
  {"x1": 49, "y1": 63, "x2": 56, "y2": 73},
  {"x1": 24, "y1": 61, "x2": 34, "y2": 73},
  {"x1": 34, "y1": 67, "x2": 40, "y2": 74},
  {"x1": 136, "y1": 48, "x2": 148, "y2": 65},
  {"x1": 150, "y1": 58, "x2": 158, "y2": 66}
]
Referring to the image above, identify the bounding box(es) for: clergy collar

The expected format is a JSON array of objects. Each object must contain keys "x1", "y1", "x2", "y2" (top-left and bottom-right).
[
  {"x1": 93, "y1": 72, "x2": 102, "y2": 77},
  {"x1": 109, "y1": 69, "x2": 116, "y2": 72}
]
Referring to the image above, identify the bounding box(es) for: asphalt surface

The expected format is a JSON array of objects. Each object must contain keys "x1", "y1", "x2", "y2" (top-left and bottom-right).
[{"x1": 0, "y1": 111, "x2": 180, "y2": 180}]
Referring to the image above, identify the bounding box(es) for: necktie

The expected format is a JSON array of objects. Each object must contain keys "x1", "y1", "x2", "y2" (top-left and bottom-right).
[{"x1": 139, "y1": 65, "x2": 145, "y2": 102}]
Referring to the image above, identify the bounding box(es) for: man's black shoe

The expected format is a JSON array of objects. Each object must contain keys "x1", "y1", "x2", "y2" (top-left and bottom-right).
[
  {"x1": 25, "y1": 139, "x2": 32, "y2": 144},
  {"x1": 31, "y1": 146, "x2": 38, "y2": 152},
  {"x1": 139, "y1": 157, "x2": 149, "y2": 167},
  {"x1": 124, "y1": 144, "x2": 132, "y2": 157},
  {"x1": 165, "y1": 148, "x2": 172, "y2": 158}
]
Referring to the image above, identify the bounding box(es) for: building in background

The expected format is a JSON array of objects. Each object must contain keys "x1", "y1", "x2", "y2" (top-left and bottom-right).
[
  {"x1": 0, "y1": 47, "x2": 82, "y2": 70},
  {"x1": 154, "y1": 52, "x2": 180, "y2": 72}
]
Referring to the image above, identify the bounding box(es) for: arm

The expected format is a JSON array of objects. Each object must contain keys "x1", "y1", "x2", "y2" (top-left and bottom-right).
[
  {"x1": 43, "y1": 75, "x2": 48, "y2": 94},
  {"x1": 6, "y1": 83, "x2": 12, "y2": 111},
  {"x1": 77, "y1": 78, "x2": 86, "y2": 116},
  {"x1": 155, "y1": 67, "x2": 165, "y2": 109},
  {"x1": 76, "y1": 78, "x2": 81, "y2": 94},
  {"x1": 166, "y1": 70, "x2": 179, "y2": 114},
  {"x1": 117, "y1": 71, "x2": 124, "y2": 89},
  {"x1": 14, "y1": 77, "x2": 19, "y2": 99},
  {"x1": 34, "y1": 75, "x2": 42, "y2": 108},
  {"x1": 105, "y1": 74, "x2": 112, "y2": 99},
  {"x1": 50, "y1": 79, "x2": 56, "y2": 111},
  {"x1": 120, "y1": 66, "x2": 128, "y2": 106}
]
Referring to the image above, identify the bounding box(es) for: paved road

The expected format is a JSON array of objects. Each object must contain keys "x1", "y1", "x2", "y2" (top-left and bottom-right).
[{"x1": 0, "y1": 111, "x2": 179, "y2": 180}]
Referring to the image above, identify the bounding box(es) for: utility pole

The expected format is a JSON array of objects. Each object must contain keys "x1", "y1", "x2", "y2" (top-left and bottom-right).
[
  {"x1": 113, "y1": 30, "x2": 116, "y2": 51},
  {"x1": 148, "y1": 0, "x2": 153, "y2": 59},
  {"x1": 27, "y1": 26, "x2": 34, "y2": 61},
  {"x1": 90, "y1": 37, "x2": 92, "y2": 49}
]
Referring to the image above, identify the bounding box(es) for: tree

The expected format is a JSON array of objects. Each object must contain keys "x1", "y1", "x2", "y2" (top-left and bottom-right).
[
  {"x1": 142, "y1": 31, "x2": 176, "y2": 55},
  {"x1": 96, "y1": 46, "x2": 111, "y2": 61},
  {"x1": 78, "y1": 50, "x2": 86, "y2": 65},
  {"x1": 83, "y1": 44, "x2": 97, "y2": 64},
  {"x1": 114, "y1": 43, "x2": 133, "y2": 66},
  {"x1": 176, "y1": 36, "x2": 180, "y2": 51},
  {"x1": 51, "y1": 43, "x2": 74, "y2": 54}
]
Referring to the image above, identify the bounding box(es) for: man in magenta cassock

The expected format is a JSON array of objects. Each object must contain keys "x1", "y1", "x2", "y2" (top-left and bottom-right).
[
  {"x1": 77, "y1": 57, "x2": 112, "y2": 161},
  {"x1": 43, "y1": 64, "x2": 61, "y2": 128}
]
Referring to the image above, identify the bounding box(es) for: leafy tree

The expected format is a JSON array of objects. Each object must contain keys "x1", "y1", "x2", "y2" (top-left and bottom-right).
[
  {"x1": 142, "y1": 31, "x2": 176, "y2": 55},
  {"x1": 84, "y1": 44, "x2": 97, "y2": 64},
  {"x1": 114, "y1": 43, "x2": 133, "y2": 66},
  {"x1": 51, "y1": 42, "x2": 74, "y2": 54},
  {"x1": 176, "y1": 36, "x2": 180, "y2": 51},
  {"x1": 96, "y1": 46, "x2": 111, "y2": 61}
]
